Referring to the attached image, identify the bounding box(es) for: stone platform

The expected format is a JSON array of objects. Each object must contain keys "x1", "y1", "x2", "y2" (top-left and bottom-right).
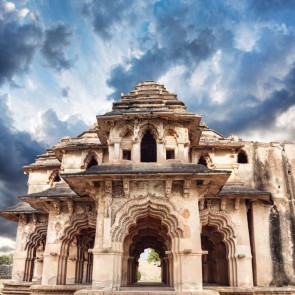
[{"x1": 2, "y1": 282, "x2": 295, "y2": 295}]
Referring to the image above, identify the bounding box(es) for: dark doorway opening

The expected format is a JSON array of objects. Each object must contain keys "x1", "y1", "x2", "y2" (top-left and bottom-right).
[
  {"x1": 198, "y1": 156, "x2": 207, "y2": 167},
  {"x1": 141, "y1": 131, "x2": 157, "y2": 162},
  {"x1": 201, "y1": 225, "x2": 229, "y2": 286}
]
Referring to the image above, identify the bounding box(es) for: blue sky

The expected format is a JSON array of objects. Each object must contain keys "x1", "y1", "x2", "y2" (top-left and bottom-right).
[{"x1": 1, "y1": 0, "x2": 295, "y2": 251}]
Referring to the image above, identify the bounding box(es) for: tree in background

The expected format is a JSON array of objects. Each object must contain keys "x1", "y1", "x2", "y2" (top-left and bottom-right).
[
  {"x1": 0, "y1": 254, "x2": 13, "y2": 265},
  {"x1": 147, "y1": 249, "x2": 160, "y2": 266}
]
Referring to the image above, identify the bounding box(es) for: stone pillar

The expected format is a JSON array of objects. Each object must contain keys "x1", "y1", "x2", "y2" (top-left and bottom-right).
[
  {"x1": 32, "y1": 257, "x2": 43, "y2": 283},
  {"x1": 132, "y1": 141, "x2": 140, "y2": 163},
  {"x1": 12, "y1": 251, "x2": 27, "y2": 281},
  {"x1": 175, "y1": 198, "x2": 203, "y2": 292},
  {"x1": 91, "y1": 195, "x2": 120, "y2": 290},
  {"x1": 113, "y1": 140, "x2": 121, "y2": 161},
  {"x1": 42, "y1": 242, "x2": 62, "y2": 285},
  {"x1": 177, "y1": 142, "x2": 185, "y2": 162},
  {"x1": 251, "y1": 202, "x2": 272, "y2": 286},
  {"x1": 232, "y1": 200, "x2": 253, "y2": 287},
  {"x1": 157, "y1": 141, "x2": 165, "y2": 162}
]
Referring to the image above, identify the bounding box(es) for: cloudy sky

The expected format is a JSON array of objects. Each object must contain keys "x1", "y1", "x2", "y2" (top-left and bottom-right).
[{"x1": 1, "y1": 0, "x2": 295, "y2": 252}]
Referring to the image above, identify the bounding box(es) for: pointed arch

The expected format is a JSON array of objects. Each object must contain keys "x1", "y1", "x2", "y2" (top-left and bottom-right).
[
  {"x1": 49, "y1": 170, "x2": 61, "y2": 186},
  {"x1": 197, "y1": 153, "x2": 213, "y2": 168},
  {"x1": 137, "y1": 122, "x2": 159, "y2": 142},
  {"x1": 23, "y1": 223, "x2": 47, "y2": 282},
  {"x1": 200, "y1": 207, "x2": 238, "y2": 286},
  {"x1": 141, "y1": 130, "x2": 157, "y2": 162},
  {"x1": 57, "y1": 211, "x2": 97, "y2": 285},
  {"x1": 111, "y1": 194, "x2": 185, "y2": 242},
  {"x1": 82, "y1": 150, "x2": 101, "y2": 169},
  {"x1": 237, "y1": 150, "x2": 248, "y2": 164}
]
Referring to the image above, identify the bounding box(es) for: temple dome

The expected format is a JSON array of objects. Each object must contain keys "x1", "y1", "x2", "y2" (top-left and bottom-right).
[{"x1": 110, "y1": 81, "x2": 187, "y2": 114}]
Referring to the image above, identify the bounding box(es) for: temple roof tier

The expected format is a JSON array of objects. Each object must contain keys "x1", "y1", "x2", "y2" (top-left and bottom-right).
[{"x1": 0, "y1": 202, "x2": 39, "y2": 222}]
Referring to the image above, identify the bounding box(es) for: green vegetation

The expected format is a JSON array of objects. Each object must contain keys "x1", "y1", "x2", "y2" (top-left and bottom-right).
[
  {"x1": 147, "y1": 249, "x2": 160, "y2": 266},
  {"x1": 0, "y1": 254, "x2": 13, "y2": 265}
]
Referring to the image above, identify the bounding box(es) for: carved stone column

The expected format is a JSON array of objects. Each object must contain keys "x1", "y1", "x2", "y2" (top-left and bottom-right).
[{"x1": 174, "y1": 197, "x2": 203, "y2": 291}]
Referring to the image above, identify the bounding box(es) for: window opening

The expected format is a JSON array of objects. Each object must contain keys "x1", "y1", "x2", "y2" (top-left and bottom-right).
[
  {"x1": 166, "y1": 149, "x2": 175, "y2": 160},
  {"x1": 123, "y1": 150, "x2": 131, "y2": 160},
  {"x1": 87, "y1": 157, "x2": 98, "y2": 169},
  {"x1": 238, "y1": 151, "x2": 248, "y2": 164},
  {"x1": 198, "y1": 155, "x2": 207, "y2": 167},
  {"x1": 53, "y1": 174, "x2": 61, "y2": 183},
  {"x1": 141, "y1": 130, "x2": 157, "y2": 162}
]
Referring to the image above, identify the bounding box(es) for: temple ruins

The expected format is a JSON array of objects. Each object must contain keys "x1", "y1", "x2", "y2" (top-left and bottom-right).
[{"x1": 1, "y1": 81, "x2": 295, "y2": 295}]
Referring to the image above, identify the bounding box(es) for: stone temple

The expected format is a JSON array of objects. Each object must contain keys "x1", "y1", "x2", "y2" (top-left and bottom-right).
[{"x1": 1, "y1": 81, "x2": 295, "y2": 295}]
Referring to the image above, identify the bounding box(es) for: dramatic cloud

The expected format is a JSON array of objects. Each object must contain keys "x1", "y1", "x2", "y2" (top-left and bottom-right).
[
  {"x1": 32, "y1": 109, "x2": 89, "y2": 146},
  {"x1": 41, "y1": 23, "x2": 75, "y2": 72},
  {"x1": 82, "y1": 0, "x2": 295, "y2": 140},
  {"x1": 0, "y1": 94, "x2": 44, "y2": 238},
  {"x1": 82, "y1": 0, "x2": 133, "y2": 40},
  {"x1": 0, "y1": 0, "x2": 42, "y2": 86}
]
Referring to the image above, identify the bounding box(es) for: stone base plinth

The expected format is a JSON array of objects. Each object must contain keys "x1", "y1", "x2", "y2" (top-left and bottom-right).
[
  {"x1": 74, "y1": 289, "x2": 220, "y2": 295},
  {"x1": 30, "y1": 284, "x2": 90, "y2": 295}
]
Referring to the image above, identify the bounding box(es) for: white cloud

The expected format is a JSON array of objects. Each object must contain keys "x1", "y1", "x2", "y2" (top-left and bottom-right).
[
  {"x1": 4, "y1": 1, "x2": 15, "y2": 12},
  {"x1": 235, "y1": 23, "x2": 257, "y2": 52},
  {"x1": 0, "y1": 237, "x2": 15, "y2": 254}
]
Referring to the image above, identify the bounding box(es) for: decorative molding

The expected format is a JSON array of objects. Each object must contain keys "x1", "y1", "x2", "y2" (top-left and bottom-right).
[
  {"x1": 184, "y1": 180, "x2": 191, "y2": 198},
  {"x1": 123, "y1": 179, "x2": 130, "y2": 197},
  {"x1": 165, "y1": 179, "x2": 172, "y2": 198},
  {"x1": 111, "y1": 193, "x2": 185, "y2": 242},
  {"x1": 60, "y1": 211, "x2": 97, "y2": 241},
  {"x1": 52, "y1": 200, "x2": 61, "y2": 215}
]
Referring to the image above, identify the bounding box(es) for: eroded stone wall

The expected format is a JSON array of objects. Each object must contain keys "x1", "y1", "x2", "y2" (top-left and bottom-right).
[{"x1": 0, "y1": 265, "x2": 12, "y2": 279}]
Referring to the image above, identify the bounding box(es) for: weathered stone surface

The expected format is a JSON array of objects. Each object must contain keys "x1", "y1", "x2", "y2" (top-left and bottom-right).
[
  {"x1": 0, "y1": 265, "x2": 12, "y2": 279},
  {"x1": 1, "y1": 81, "x2": 295, "y2": 294}
]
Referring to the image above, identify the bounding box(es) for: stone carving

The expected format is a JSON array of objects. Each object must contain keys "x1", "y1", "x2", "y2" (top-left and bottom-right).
[
  {"x1": 61, "y1": 211, "x2": 97, "y2": 240},
  {"x1": 172, "y1": 181, "x2": 184, "y2": 196},
  {"x1": 234, "y1": 198, "x2": 240, "y2": 211},
  {"x1": 199, "y1": 199, "x2": 205, "y2": 211},
  {"x1": 111, "y1": 193, "x2": 186, "y2": 242},
  {"x1": 66, "y1": 200, "x2": 74, "y2": 214},
  {"x1": 19, "y1": 214, "x2": 28, "y2": 225},
  {"x1": 52, "y1": 200, "x2": 61, "y2": 215},
  {"x1": 104, "y1": 196, "x2": 112, "y2": 218},
  {"x1": 220, "y1": 198, "x2": 226, "y2": 211},
  {"x1": 81, "y1": 149, "x2": 102, "y2": 169},
  {"x1": 105, "y1": 179, "x2": 112, "y2": 197},
  {"x1": 166, "y1": 179, "x2": 172, "y2": 197},
  {"x1": 182, "y1": 209, "x2": 190, "y2": 219},
  {"x1": 112, "y1": 184, "x2": 124, "y2": 198},
  {"x1": 123, "y1": 179, "x2": 129, "y2": 197},
  {"x1": 184, "y1": 180, "x2": 191, "y2": 198}
]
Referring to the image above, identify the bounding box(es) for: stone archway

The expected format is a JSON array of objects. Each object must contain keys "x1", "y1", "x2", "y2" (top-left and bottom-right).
[
  {"x1": 200, "y1": 207, "x2": 237, "y2": 286},
  {"x1": 201, "y1": 225, "x2": 229, "y2": 286},
  {"x1": 122, "y1": 214, "x2": 171, "y2": 286},
  {"x1": 57, "y1": 211, "x2": 96, "y2": 285},
  {"x1": 23, "y1": 223, "x2": 47, "y2": 282},
  {"x1": 111, "y1": 194, "x2": 186, "y2": 289}
]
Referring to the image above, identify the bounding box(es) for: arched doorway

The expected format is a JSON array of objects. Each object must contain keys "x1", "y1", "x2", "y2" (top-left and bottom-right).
[
  {"x1": 141, "y1": 130, "x2": 157, "y2": 162},
  {"x1": 201, "y1": 225, "x2": 229, "y2": 286},
  {"x1": 23, "y1": 224, "x2": 47, "y2": 282},
  {"x1": 57, "y1": 211, "x2": 96, "y2": 285},
  {"x1": 122, "y1": 215, "x2": 172, "y2": 287}
]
